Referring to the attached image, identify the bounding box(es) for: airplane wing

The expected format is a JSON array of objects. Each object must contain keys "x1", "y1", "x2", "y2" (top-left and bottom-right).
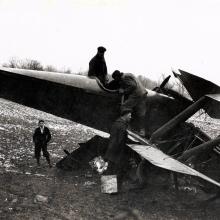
[
  {"x1": 0, "y1": 67, "x2": 178, "y2": 135},
  {"x1": 127, "y1": 130, "x2": 220, "y2": 188},
  {"x1": 128, "y1": 143, "x2": 220, "y2": 187},
  {"x1": 0, "y1": 67, "x2": 121, "y2": 133}
]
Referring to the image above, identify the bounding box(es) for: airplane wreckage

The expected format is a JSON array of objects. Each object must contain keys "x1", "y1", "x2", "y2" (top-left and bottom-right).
[{"x1": 0, "y1": 67, "x2": 220, "y2": 191}]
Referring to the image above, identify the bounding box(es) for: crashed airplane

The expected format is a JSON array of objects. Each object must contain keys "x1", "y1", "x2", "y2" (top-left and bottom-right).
[{"x1": 0, "y1": 67, "x2": 220, "y2": 188}]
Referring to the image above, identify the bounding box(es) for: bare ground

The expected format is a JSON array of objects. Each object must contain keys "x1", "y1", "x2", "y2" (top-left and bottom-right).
[{"x1": 0, "y1": 98, "x2": 220, "y2": 220}]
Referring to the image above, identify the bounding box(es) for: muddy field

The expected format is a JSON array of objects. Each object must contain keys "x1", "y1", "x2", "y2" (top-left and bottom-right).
[{"x1": 0, "y1": 98, "x2": 220, "y2": 220}]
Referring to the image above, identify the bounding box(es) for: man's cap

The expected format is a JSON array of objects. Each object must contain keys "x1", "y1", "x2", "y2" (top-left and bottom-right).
[
  {"x1": 97, "y1": 46, "x2": 106, "y2": 53},
  {"x1": 112, "y1": 70, "x2": 123, "y2": 79}
]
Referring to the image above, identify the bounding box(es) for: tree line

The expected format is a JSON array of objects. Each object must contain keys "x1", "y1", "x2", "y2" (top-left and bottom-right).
[{"x1": 2, "y1": 57, "x2": 72, "y2": 74}]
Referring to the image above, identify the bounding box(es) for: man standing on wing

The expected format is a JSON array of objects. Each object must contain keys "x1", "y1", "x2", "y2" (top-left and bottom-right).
[{"x1": 88, "y1": 46, "x2": 108, "y2": 85}]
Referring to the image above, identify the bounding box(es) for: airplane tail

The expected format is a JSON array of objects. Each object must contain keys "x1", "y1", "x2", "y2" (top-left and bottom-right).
[{"x1": 173, "y1": 69, "x2": 220, "y2": 119}]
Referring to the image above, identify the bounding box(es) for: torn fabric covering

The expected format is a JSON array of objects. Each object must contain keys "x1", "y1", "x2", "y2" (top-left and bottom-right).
[
  {"x1": 174, "y1": 69, "x2": 220, "y2": 119},
  {"x1": 128, "y1": 144, "x2": 220, "y2": 187},
  {"x1": 174, "y1": 69, "x2": 220, "y2": 100},
  {"x1": 206, "y1": 94, "x2": 220, "y2": 102},
  {"x1": 204, "y1": 94, "x2": 220, "y2": 118}
]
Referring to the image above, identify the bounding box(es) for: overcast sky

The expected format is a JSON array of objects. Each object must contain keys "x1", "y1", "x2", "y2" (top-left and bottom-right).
[{"x1": 0, "y1": 0, "x2": 220, "y2": 83}]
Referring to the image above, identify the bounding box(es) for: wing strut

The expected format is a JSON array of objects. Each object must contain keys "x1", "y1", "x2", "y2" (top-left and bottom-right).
[{"x1": 127, "y1": 130, "x2": 220, "y2": 188}]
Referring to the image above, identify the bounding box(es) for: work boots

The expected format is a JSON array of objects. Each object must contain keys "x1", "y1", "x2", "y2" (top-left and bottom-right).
[{"x1": 46, "y1": 157, "x2": 52, "y2": 168}]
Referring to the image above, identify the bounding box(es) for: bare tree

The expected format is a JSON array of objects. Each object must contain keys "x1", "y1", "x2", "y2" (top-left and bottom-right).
[
  {"x1": 44, "y1": 65, "x2": 58, "y2": 72},
  {"x1": 76, "y1": 70, "x2": 88, "y2": 76},
  {"x1": 3, "y1": 57, "x2": 73, "y2": 75},
  {"x1": 137, "y1": 75, "x2": 157, "y2": 89},
  {"x1": 173, "y1": 80, "x2": 186, "y2": 95},
  {"x1": 21, "y1": 59, "x2": 43, "y2": 71},
  {"x1": 59, "y1": 67, "x2": 72, "y2": 74},
  {"x1": 2, "y1": 57, "x2": 22, "y2": 68},
  {"x1": 63, "y1": 68, "x2": 72, "y2": 74},
  {"x1": 2, "y1": 57, "x2": 43, "y2": 71}
]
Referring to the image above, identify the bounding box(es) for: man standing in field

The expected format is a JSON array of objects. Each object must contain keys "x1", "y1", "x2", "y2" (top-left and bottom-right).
[
  {"x1": 33, "y1": 119, "x2": 52, "y2": 168},
  {"x1": 88, "y1": 46, "x2": 108, "y2": 85}
]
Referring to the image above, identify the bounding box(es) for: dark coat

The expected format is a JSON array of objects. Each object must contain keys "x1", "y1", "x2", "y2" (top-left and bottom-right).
[
  {"x1": 88, "y1": 54, "x2": 107, "y2": 84},
  {"x1": 104, "y1": 117, "x2": 128, "y2": 164},
  {"x1": 120, "y1": 73, "x2": 146, "y2": 97},
  {"x1": 33, "y1": 126, "x2": 51, "y2": 146},
  {"x1": 120, "y1": 73, "x2": 147, "y2": 120}
]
